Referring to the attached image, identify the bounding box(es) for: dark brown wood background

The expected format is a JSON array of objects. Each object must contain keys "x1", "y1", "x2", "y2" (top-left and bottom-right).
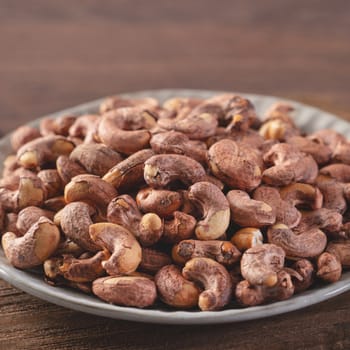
[{"x1": 0, "y1": 1, "x2": 350, "y2": 349}]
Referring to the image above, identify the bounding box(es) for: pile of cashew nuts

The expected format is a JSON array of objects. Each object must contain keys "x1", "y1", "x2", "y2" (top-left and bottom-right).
[{"x1": 1, "y1": 94, "x2": 350, "y2": 311}]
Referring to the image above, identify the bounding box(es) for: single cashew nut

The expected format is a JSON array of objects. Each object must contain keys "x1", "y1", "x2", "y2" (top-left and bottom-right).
[
  {"x1": 103, "y1": 149, "x2": 155, "y2": 190},
  {"x1": 182, "y1": 257, "x2": 232, "y2": 311},
  {"x1": 1, "y1": 217, "x2": 60, "y2": 269},
  {"x1": 17, "y1": 206, "x2": 54, "y2": 235},
  {"x1": 231, "y1": 227, "x2": 264, "y2": 251},
  {"x1": 64, "y1": 174, "x2": 118, "y2": 210},
  {"x1": 60, "y1": 202, "x2": 100, "y2": 252},
  {"x1": 227, "y1": 190, "x2": 276, "y2": 227},
  {"x1": 235, "y1": 270, "x2": 294, "y2": 306},
  {"x1": 240, "y1": 244, "x2": 285, "y2": 287},
  {"x1": 162, "y1": 211, "x2": 197, "y2": 244},
  {"x1": 144, "y1": 154, "x2": 206, "y2": 188},
  {"x1": 11, "y1": 125, "x2": 41, "y2": 152},
  {"x1": 172, "y1": 239, "x2": 241, "y2": 266},
  {"x1": 17, "y1": 135, "x2": 75, "y2": 169},
  {"x1": 100, "y1": 95, "x2": 159, "y2": 114},
  {"x1": 253, "y1": 185, "x2": 301, "y2": 228},
  {"x1": 267, "y1": 223, "x2": 327, "y2": 259},
  {"x1": 279, "y1": 183, "x2": 323, "y2": 210},
  {"x1": 89, "y1": 222, "x2": 142, "y2": 275},
  {"x1": 136, "y1": 187, "x2": 183, "y2": 217},
  {"x1": 150, "y1": 131, "x2": 208, "y2": 164},
  {"x1": 208, "y1": 139, "x2": 263, "y2": 191},
  {"x1": 188, "y1": 181, "x2": 230, "y2": 240},
  {"x1": 56, "y1": 155, "x2": 86, "y2": 185},
  {"x1": 139, "y1": 248, "x2": 172, "y2": 274},
  {"x1": 68, "y1": 114, "x2": 100, "y2": 144},
  {"x1": 70, "y1": 143, "x2": 123, "y2": 177},
  {"x1": 37, "y1": 169, "x2": 63, "y2": 199},
  {"x1": 262, "y1": 143, "x2": 318, "y2": 186},
  {"x1": 317, "y1": 252, "x2": 342, "y2": 283},
  {"x1": 93, "y1": 276, "x2": 157, "y2": 308},
  {"x1": 291, "y1": 259, "x2": 314, "y2": 293},
  {"x1": 59, "y1": 250, "x2": 110, "y2": 282},
  {"x1": 155, "y1": 265, "x2": 200, "y2": 309}
]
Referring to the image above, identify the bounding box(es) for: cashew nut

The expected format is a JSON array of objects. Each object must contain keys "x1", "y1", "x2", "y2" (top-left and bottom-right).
[
  {"x1": 92, "y1": 276, "x2": 157, "y2": 308},
  {"x1": 240, "y1": 244, "x2": 285, "y2": 287},
  {"x1": 235, "y1": 270, "x2": 294, "y2": 306},
  {"x1": 144, "y1": 154, "x2": 206, "y2": 188},
  {"x1": 162, "y1": 211, "x2": 196, "y2": 243},
  {"x1": 139, "y1": 248, "x2": 172, "y2": 274},
  {"x1": 100, "y1": 95, "x2": 159, "y2": 114},
  {"x1": 103, "y1": 149, "x2": 155, "y2": 190},
  {"x1": 227, "y1": 190, "x2": 275, "y2": 227},
  {"x1": 89, "y1": 222, "x2": 142, "y2": 275},
  {"x1": 150, "y1": 131, "x2": 208, "y2": 164},
  {"x1": 70, "y1": 143, "x2": 123, "y2": 176},
  {"x1": 267, "y1": 223, "x2": 327, "y2": 259},
  {"x1": 11, "y1": 125, "x2": 41, "y2": 152},
  {"x1": 37, "y1": 169, "x2": 63, "y2": 199},
  {"x1": 155, "y1": 265, "x2": 200, "y2": 309},
  {"x1": 188, "y1": 181, "x2": 230, "y2": 240},
  {"x1": 231, "y1": 227, "x2": 264, "y2": 251},
  {"x1": 17, "y1": 206, "x2": 54, "y2": 235},
  {"x1": 136, "y1": 187, "x2": 183, "y2": 218},
  {"x1": 60, "y1": 202, "x2": 100, "y2": 252},
  {"x1": 291, "y1": 259, "x2": 314, "y2": 293},
  {"x1": 208, "y1": 139, "x2": 263, "y2": 191},
  {"x1": 17, "y1": 135, "x2": 75, "y2": 169},
  {"x1": 172, "y1": 239, "x2": 241, "y2": 266},
  {"x1": 320, "y1": 163, "x2": 350, "y2": 183},
  {"x1": 68, "y1": 114, "x2": 100, "y2": 144},
  {"x1": 317, "y1": 252, "x2": 342, "y2": 283},
  {"x1": 41, "y1": 115, "x2": 77, "y2": 136},
  {"x1": 263, "y1": 143, "x2": 318, "y2": 186},
  {"x1": 182, "y1": 257, "x2": 232, "y2": 311},
  {"x1": 1, "y1": 217, "x2": 60, "y2": 269},
  {"x1": 64, "y1": 174, "x2": 117, "y2": 210},
  {"x1": 56, "y1": 155, "x2": 86, "y2": 185},
  {"x1": 253, "y1": 185, "x2": 301, "y2": 228}
]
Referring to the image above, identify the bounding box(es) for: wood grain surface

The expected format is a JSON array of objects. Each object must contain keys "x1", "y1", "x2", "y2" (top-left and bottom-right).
[{"x1": 0, "y1": 1, "x2": 350, "y2": 349}]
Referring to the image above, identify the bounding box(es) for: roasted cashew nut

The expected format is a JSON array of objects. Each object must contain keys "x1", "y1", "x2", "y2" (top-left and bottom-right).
[
  {"x1": 230, "y1": 228, "x2": 264, "y2": 252},
  {"x1": 59, "y1": 202, "x2": 100, "y2": 252},
  {"x1": 155, "y1": 265, "x2": 200, "y2": 309},
  {"x1": 182, "y1": 257, "x2": 232, "y2": 311},
  {"x1": 1, "y1": 217, "x2": 60, "y2": 269},
  {"x1": 240, "y1": 244, "x2": 285, "y2": 287},
  {"x1": 227, "y1": 190, "x2": 275, "y2": 227},
  {"x1": 93, "y1": 276, "x2": 157, "y2": 308},
  {"x1": 17, "y1": 206, "x2": 54, "y2": 235},
  {"x1": 17, "y1": 135, "x2": 75, "y2": 169},
  {"x1": 89, "y1": 222, "x2": 142, "y2": 275},
  {"x1": 172, "y1": 239, "x2": 241, "y2": 266},
  {"x1": 144, "y1": 154, "x2": 206, "y2": 188},
  {"x1": 188, "y1": 181, "x2": 230, "y2": 240},
  {"x1": 267, "y1": 223, "x2": 327, "y2": 259}
]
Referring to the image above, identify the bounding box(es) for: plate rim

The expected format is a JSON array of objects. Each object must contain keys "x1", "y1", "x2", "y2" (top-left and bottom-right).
[{"x1": 1, "y1": 88, "x2": 350, "y2": 325}]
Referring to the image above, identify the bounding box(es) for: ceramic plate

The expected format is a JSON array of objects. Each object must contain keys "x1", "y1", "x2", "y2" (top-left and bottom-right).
[{"x1": 0, "y1": 89, "x2": 350, "y2": 325}]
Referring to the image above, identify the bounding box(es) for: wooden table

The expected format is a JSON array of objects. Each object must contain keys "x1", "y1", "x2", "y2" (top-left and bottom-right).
[{"x1": 1, "y1": 1, "x2": 350, "y2": 349}]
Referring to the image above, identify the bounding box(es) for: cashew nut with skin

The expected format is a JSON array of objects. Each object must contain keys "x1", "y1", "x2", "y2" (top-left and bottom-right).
[
  {"x1": 172, "y1": 239, "x2": 241, "y2": 266},
  {"x1": 16, "y1": 206, "x2": 54, "y2": 235},
  {"x1": 103, "y1": 149, "x2": 155, "y2": 190},
  {"x1": 208, "y1": 139, "x2": 263, "y2": 192},
  {"x1": 240, "y1": 244, "x2": 285, "y2": 287},
  {"x1": 40, "y1": 115, "x2": 77, "y2": 136},
  {"x1": 1, "y1": 217, "x2": 60, "y2": 269},
  {"x1": 230, "y1": 228, "x2": 264, "y2": 252},
  {"x1": 291, "y1": 259, "x2": 314, "y2": 293},
  {"x1": 89, "y1": 222, "x2": 142, "y2": 275},
  {"x1": 144, "y1": 154, "x2": 206, "y2": 188},
  {"x1": 64, "y1": 174, "x2": 118, "y2": 210},
  {"x1": 267, "y1": 223, "x2": 327, "y2": 259},
  {"x1": 100, "y1": 95, "x2": 159, "y2": 114},
  {"x1": 69, "y1": 143, "x2": 123, "y2": 177},
  {"x1": 56, "y1": 155, "x2": 86, "y2": 185},
  {"x1": 17, "y1": 135, "x2": 75, "y2": 169},
  {"x1": 262, "y1": 143, "x2": 318, "y2": 186},
  {"x1": 136, "y1": 187, "x2": 183, "y2": 218},
  {"x1": 150, "y1": 131, "x2": 208, "y2": 164},
  {"x1": 235, "y1": 270, "x2": 294, "y2": 306},
  {"x1": 68, "y1": 114, "x2": 100, "y2": 144},
  {"x1": 155, "y1": 265, "x2": 200, "y2": 309},
  {"x1": 98, "y1": 107, "x2": 156, "y2": 155},
  {"x1": 320, "y1": 163, "x2": 350, "y2": 183},
  {"x1": 279, "y1": 183, "x2": 323, "y2": 210},
  {"x1": 317, "y1": 252, "x2": 342, "y2": 283},
  {"x1": 59, "y1": 250, "x2": 110, "y2": 282},
  {"x1": 188, "y1": 181, "x2": 230, "y2": 240},
  {"x1": 107, "y1": 195, "x2": 163, "y2": 246},
  {"x1": 253, "y1": 185, "x2": 301, "y2": 228},
  {"x1": 226, "y1": 190, "x2": 276, "y2": 227},
  {"x1": 92, "y1": 276, "x2": 157, "y2": 308},
  {"x1": 37, "y1": 169, "x2": 63, "y2": 199},
  {"x1": 11, "y1": 125, "x2": 41, "y2": 152},
  {"x1": 182, "y1": 257, "x2": 232, "y2": 311},
  {"x1": 59, "y1": 202, "x2": 100, "y2": 252},
  {"x1": 139, "y1": 248, "x2": 172, "y2": 275}
]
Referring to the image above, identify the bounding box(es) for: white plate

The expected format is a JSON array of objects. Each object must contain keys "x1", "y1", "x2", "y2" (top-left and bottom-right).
[{"x1": 1, "y1": 89, "x2": 350, "y2": 325}]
